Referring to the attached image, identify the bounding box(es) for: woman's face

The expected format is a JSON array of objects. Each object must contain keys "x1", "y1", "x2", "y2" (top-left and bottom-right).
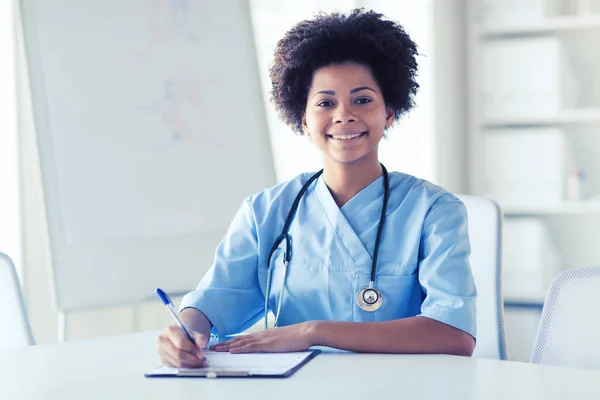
[{"x1": 302, "y1": 62, "x2": 394, "y2": 166}]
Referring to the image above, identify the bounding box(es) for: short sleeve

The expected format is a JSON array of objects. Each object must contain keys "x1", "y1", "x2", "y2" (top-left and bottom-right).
[
  {"x1": 417, "y1": 196, "x2": 477, "y2": 338},
  {"x1": 179, "y1": 199, "x2": 264, "y2": 337}
]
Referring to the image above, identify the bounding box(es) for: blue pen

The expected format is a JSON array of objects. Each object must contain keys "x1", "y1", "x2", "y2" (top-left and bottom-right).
[{"x1": 155, "y1": 288, "x2": 208, "y2": 365}]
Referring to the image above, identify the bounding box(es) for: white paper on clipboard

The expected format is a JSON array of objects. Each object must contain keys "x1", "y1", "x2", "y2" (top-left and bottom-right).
[{"x1": 145, "y1": 350, "x2": 320, "y2": 378}]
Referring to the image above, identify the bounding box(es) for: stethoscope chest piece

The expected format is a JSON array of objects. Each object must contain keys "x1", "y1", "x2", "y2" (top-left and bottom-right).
[{"x1": 356, "y1": 286, "x2": 382, "y2": 312}]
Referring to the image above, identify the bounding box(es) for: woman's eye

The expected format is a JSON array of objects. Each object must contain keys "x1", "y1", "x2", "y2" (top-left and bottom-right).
[
  {"x1": 355, "y1": 98, "x2": 372, "y2": 105},
  {"x1": 317, "y1": 100, "x2": 333, "y2": 107}
]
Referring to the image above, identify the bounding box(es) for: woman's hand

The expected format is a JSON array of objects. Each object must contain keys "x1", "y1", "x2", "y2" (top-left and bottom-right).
[
  {"x1": 157, "y1": 324, "x2": 209, "y2": 368},
  {"x1": 210, "y1": 321, "x2": 317, "y2": 353}
]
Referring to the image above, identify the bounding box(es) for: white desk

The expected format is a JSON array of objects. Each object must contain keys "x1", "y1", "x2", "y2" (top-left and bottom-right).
[{"x1": 1, "y1": 331, "x2": 599, "y2": 399}]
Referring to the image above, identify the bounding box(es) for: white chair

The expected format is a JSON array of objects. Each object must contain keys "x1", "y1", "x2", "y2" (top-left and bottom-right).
[
  {"x1": 457, "y1": 195, "x2": 508, "y2": 360},
  {"x1": 530, "y1": 266, "x2": 600, "y2": 369},
  {"x1": 0, "y1": 252, "x2": 35, "y2": 348}
]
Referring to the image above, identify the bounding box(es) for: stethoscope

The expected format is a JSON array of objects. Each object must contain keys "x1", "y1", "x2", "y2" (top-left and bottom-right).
[{"x1": 265, "y1": 164, "x2": 390, "y2": 328}]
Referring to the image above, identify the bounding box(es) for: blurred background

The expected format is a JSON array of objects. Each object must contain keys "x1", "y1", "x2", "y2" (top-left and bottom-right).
[{"x1": 1, "y1": 0, "x2": 600, "y2": 362}]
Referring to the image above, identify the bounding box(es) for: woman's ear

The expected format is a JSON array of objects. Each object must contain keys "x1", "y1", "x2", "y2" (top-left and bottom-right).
[
  {"x1": 301, "y1": 114, "x2": 310, "y2": 136},
  {"x1": 385, "y1": 107, "x2": 395, "y2": 129}
]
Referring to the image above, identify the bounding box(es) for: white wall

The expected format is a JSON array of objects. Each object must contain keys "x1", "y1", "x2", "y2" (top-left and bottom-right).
[
  {"x1": 0, "y1": 0, "x2": 22, "y2": 278},
  {"x1": 15, "y1": 0, "x2": 467, "y2": 343},
  {"x1": 432, "y1": 0, "x2": 467, "y2": 193}
]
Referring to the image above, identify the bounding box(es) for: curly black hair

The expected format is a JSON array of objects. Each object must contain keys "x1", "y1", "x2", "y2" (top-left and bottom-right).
[{"x1": 269, "y1": 8, "x2": 419, "y2": 135}]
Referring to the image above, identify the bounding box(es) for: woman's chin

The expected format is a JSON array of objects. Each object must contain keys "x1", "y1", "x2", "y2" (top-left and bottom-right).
[{"x1": 326, "y1": 152, "x2": 369, "y2": 165}]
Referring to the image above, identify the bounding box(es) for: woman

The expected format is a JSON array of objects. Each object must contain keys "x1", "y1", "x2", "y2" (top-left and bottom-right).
[{"x1": 158, "y1": 8, "x2": 476, "y2": 368}]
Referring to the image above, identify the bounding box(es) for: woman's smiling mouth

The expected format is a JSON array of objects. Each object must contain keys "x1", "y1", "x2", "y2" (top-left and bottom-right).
[{"x1": 326, "y1": 130, "x2": 368, "y2": 141}]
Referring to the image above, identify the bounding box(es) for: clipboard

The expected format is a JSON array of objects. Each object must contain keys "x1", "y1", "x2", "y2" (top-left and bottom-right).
[{"x1": 145, "y1": 349, "x2": 321, "y2": 379}]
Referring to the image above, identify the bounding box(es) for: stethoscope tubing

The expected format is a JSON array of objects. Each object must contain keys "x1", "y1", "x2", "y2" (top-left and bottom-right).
[{"x1": 265, "y1": 165, "x2": 389, "y2": 328}]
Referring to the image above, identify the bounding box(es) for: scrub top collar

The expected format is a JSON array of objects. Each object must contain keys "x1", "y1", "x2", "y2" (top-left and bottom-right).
[{"x1": 314, "y1": 174, "x2": 387, "y2": 268}]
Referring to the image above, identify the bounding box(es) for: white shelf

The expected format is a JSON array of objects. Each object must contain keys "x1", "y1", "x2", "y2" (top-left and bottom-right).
[
  {"x1": 504, "y1": 297, "x2": 545, "y2": 307},
  {"x1": 482, "y1": 108, "x2": 600, "y2": 127},
  {"x1": 503, "y1": 201, "x2": 600, "y2": 216},
  {"x1": 479, "y1": 15, "x2": 600, "y2": 37}
]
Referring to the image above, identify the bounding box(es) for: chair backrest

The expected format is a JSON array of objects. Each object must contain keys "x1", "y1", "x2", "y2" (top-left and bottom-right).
[
  {"x1": 457, "y1": 195, "x2": 508, "y2": 360},
  {"x1": 530, "y1": 266, "x2": 600, "y2": 369},
  {"x1": 0, "y1": 252, "x2": 35, "y2": 348}
]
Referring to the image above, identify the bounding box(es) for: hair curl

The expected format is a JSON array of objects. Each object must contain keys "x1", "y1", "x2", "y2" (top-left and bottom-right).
[{"x1": 269, "y1": 8, "x2": 419, "y2": 135}]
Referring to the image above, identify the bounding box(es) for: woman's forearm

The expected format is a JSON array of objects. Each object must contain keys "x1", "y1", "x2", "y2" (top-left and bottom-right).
[
  {"x1": 308, "y1": 316, "x2": 475, "y2": 356},
  {"x1": 179, "y1": 308, "x2": 213, "y2": 339}
]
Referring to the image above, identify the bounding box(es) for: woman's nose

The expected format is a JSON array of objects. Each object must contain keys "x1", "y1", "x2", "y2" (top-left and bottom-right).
[{"x1": 333, "y1": 104, "x2": 357, "y2": 123}]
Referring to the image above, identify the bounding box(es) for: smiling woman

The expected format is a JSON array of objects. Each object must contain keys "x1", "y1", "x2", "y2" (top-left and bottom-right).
[
  {"x1": 250, "y1": 2, "x2": 438, "y2": 184},
  {"x1": 157, "y1": 8, "x2": 477, "y2": 368}
]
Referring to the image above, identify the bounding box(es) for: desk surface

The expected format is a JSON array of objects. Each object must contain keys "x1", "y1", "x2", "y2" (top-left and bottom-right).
[{"x1": 1, "y1": 332, "x2": 599, "y2": 399}]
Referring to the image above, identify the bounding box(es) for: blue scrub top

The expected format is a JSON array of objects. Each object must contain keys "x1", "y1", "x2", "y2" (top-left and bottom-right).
[{"x1": 180, "y1": 171, "x2": 477, "y2": 339}]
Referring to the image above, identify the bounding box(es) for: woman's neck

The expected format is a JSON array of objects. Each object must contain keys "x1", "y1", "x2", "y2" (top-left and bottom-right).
[{"x1": 322, "y1": 157, "x2": 383, "y2": 208}]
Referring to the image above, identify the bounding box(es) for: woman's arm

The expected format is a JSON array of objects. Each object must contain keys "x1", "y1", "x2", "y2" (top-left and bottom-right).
[
  {"x1": 180, "y1": 307, "x2": 213, "y2": 339},
  {"x1": 309, "y1": 317, "x2": 475, "y2": 356},
  {"x1": 211, "y1": 317, "x2": 474, "y2": 356}
]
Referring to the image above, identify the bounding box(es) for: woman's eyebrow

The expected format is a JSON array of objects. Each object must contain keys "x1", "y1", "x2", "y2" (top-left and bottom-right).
[
  {"x1": 312, "y1": 90, "x2": 335, "y2": 98},
  {"x1": 312, "y1": 86, "x2": 376, "y2": 98},
  {"x1": 350, "y1": 86, "x2": 376, "y2": 94}
]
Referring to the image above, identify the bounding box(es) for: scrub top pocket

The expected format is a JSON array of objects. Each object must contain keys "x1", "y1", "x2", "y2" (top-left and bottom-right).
[{"x1": 258, "y1": 248, "x2": 357, "y2": 325}]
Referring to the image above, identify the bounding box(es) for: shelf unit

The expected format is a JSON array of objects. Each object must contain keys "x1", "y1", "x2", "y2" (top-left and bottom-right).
[{"x1": 467, "y1": 1, "x2": 600, "y2": 306}]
